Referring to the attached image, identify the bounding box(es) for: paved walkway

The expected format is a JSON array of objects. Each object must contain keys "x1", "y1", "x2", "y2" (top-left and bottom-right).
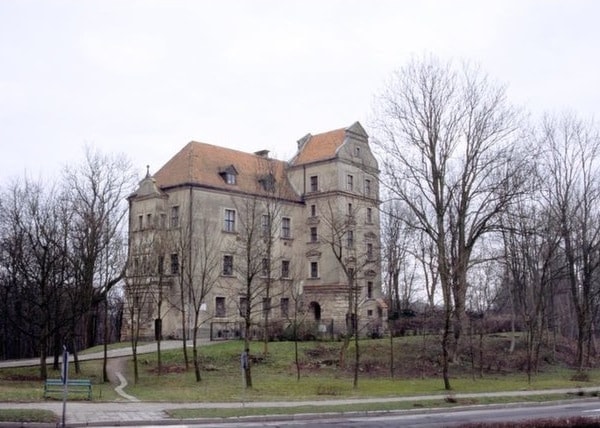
[{"x1": 2, "y1": 341, "x2": 600, "y2": 426}]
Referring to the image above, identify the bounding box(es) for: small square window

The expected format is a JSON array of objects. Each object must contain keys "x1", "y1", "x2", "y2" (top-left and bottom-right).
[{"x1": 225, "y1": 172, "x2": 236, "y2": 184}]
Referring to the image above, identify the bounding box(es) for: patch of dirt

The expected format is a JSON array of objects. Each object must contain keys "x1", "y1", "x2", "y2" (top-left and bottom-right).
[{"x1": 147, "y1": 364, "x2": 187, "y2": 374}]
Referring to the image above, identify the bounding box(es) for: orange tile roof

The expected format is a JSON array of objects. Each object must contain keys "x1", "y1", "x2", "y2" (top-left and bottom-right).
[
  {"x1": 152, "y1": 141, "x2": 302, "y2": 202},
  {"x1": 291, "y1": 127, "x2": 347, "y2": 166}
]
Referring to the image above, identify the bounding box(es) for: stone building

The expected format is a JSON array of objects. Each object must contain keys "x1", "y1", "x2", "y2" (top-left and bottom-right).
[{"x1": 124, "y1": 121, "x2": 386, "y2": 341}]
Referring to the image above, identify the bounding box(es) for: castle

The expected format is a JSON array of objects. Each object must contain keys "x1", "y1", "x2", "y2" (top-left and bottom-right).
[{"x1": 124, "y1": 122, "x2": 385, "y2": 341}]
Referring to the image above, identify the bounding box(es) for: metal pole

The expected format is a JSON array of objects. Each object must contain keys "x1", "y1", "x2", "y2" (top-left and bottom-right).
[{"x1": 61, "y1": 345, "x2": 69, "y2": 428}]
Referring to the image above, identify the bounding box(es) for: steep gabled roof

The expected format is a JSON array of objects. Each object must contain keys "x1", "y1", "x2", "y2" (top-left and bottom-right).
[
  {"x1": 152, "y1": 141, "x2": 301, "y2": 202},
  {"x1": 290, "y1": 127, "x2": 346, "y2": 166}
]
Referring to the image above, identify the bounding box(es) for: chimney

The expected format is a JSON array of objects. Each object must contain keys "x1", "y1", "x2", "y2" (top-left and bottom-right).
[{"x1": 254, "y1": 150, "x2": 270, "y2": 158}]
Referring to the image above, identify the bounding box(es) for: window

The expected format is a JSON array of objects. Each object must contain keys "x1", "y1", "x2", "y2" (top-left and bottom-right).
[
  {"x1": 347, "y1": 230, "x2": 354, "y2": 248},
  {"x1": 310, "y1": 204, "x2": 317, "y2": 217},
  {"x1": 367, "y1": 309, "x2": 373, "y2": 317},
  {"x1": 261, "y1": 214, "x2": 270, "y2": 237},
  {"x1": 170, "y1": 206, "x2": 180, "y2": 228},
  {"x1": 310, "y1": 227, "x2": 318, "y2": 243},
  {"x1": 281, "y1": 260, "x2": 290, "y2": 278},
  {"x1": 215, "y1": 297, "x2": 226, "y2": 317},
  {"x1": 310, "y1": 175, "x2": 318, "y2": 192},
  {"x1": 355, "y1": 146, "x2": 361, "y2": 157},
  {"x1": 262, "y1": 298, "x2": 271, "y2": 317},
  {"x1": 239, "y1": 297, "x2": 248, "y2": 317},
  {"x1": 158, "y1": 255, "x2": 164, "y2": 275},
  {"x1": 138, "y1": 215, "x2": 143, "y2": 230},
  {"x1": 170, "y1": 253, "x2": 179, "y2": 275},
  {"x1": 310, "y1": 262, "x2": 319, "y2": 278},
  {"x1": 223, "y1": 255, "x2": 233, "y2": 276},
  {"x1": 225, "y1": 172, "x2": 236, "y2": 184},
  {"x1": 367, "y1": 281, "x2": 373, "y2": 299},
  {"x1": 160, "y1": 213, "x2": 166, "y2": 228},
  {"x1": 366, "y1": 207, "x2": 372, "y2": 223},
  {"x1": 224, "y1": 209, "x2": 236, "y2": 232},
  {"x1": 261, "y1": 258, "x2": 269, "y2": 277},
  {"x1": 281, "y1": 298, "x2": 289, "y2": 318},
  {"x1": 367, "y1": 243, "x2": 374, "y2": 259},
  {"x1": 347, "y1": 174, "x2": 354, "y2": 191},
  {"x1": 281, "y1": 217, "x2": 291, "y2": 238},
  {"x1": 365, "y1": 179, "x2": 371, "y2": 196},
  {"x1": 146, "y1": 213, "x2": 152, "y2": 228},
  {"x1": 348, "y1": 203, "x2": 353, "y2": 215}
]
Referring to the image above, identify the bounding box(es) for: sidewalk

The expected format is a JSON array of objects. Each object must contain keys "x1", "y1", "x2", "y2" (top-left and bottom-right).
[{"x1": 2, "y1": 387, "x2": 600, "y2": 426}]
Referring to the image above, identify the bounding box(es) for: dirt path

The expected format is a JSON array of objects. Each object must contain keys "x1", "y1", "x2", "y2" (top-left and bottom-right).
[{"x1": 105, "y1": 356, "x2": 128, "y2": 384}]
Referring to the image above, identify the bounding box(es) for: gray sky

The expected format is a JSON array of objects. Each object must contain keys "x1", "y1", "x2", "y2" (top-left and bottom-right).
[{"x1": 1, "y1": 0, "x2": 598, "y2": 182}]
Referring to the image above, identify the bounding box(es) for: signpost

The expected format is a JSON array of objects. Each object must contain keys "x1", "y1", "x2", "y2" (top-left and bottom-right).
[{"x1": 61, "y1": 345, "x2": 68, "y2": 428}]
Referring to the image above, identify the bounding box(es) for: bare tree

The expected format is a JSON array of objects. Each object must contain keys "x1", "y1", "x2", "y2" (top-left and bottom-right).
[
  {"x1": 536, "y1": 112, "x2": 600, "y2": 370},
  {"x1": 123, "y1": 238, "x2": 155, "y2": 384},
  {"x1": 63, "y1": 145, "x2": 136, "y2": 352},
  {"x1": 372, "y1": 55, "x2": 527, "y2": 389},
  {"x1": 501, "y1": 195, "x2": 563, "y2": 382},
  {"x1": 320, "y1": 199, "x2": 378, "y2": 388},
  {"x1": 0, "y1": 178, "x2": 72, "y2": 379},
  {"x1": 189, "y1": 219, "x2": 221, "y2": 382},
  {"x1": 230, "y1": 195, "x2": 266, "y2": 389}
]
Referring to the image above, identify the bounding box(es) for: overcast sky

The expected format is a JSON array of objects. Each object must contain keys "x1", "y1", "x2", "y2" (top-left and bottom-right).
[{"x1": 1, "y1": 0, "x2": 598, "y2": 183}]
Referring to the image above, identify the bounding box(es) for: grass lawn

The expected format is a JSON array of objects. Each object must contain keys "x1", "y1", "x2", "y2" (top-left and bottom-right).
[{"x1": 2, "y1": 336, "x2": 600, "y2": 423}]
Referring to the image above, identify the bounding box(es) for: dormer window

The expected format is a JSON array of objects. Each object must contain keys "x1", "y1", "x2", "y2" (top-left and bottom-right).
[
  {"x1": 219, "y1": 165, "x2": 238, "y2": 185},
  {"x1": 258, "y1": 173, "x2": 276, "y2": 192}
]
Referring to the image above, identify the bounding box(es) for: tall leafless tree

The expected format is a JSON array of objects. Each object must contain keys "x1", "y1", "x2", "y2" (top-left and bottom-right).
[
  {"x1": 63, "y1": 145, "x2": 136, "y2": 350},
  {"x1": 188, "y1": 218, "x2": 221, "y2": 382},
  {"x1": 372, "y1": 55, "x2": 528, "y2": 389},
  {"x1": 536, "y1": 112, "x2": 600, "y2": 370}
]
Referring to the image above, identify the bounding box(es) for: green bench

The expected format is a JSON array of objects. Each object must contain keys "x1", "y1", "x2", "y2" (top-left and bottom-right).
[{"x1": 43, "y1": 379, "x2": 92, "y2": 400}]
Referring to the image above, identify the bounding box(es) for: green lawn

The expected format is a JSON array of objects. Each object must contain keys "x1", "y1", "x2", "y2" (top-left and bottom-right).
[
  {"x1": 1, "y1": 337, "x2": 600, "y2": 423},
  {"x1": 1, "y1": 337, "x2": 599, "y2": 404}
]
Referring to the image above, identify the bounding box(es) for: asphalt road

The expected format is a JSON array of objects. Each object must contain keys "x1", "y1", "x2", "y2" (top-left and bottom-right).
[{"x1": 78, "y1": 400, "x2": 600, "y2": 427}]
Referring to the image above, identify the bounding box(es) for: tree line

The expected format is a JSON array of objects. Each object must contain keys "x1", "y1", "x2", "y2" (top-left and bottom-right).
[
  {"x1": 376, "y1": 55, "x2": 600, "y2": 389},
  {"x1": 0, "y1": 147, "x2": 136, "y2": 379}
]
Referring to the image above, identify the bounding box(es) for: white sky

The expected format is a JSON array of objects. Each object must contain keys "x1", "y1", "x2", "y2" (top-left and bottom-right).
[{"x1": 1, "y1": 0, "x2": 598, "y2": 182}]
